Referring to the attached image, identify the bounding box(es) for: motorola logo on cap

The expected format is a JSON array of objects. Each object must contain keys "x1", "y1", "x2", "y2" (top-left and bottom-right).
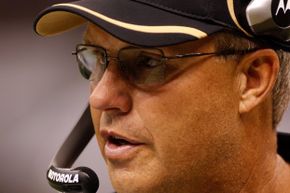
[{"x1": 272, "y1": 0, "x2": 290, "y2": 28}]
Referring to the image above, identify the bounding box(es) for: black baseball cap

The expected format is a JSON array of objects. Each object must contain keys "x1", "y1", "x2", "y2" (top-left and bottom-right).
[{"x1": 34, "y1": 0, "x2": 290, "y2": 49}]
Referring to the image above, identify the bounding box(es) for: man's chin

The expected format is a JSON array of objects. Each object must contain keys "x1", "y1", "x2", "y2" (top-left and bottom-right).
[{"x1": 108, "y1": 169, "x2": 167, "y2": 193}]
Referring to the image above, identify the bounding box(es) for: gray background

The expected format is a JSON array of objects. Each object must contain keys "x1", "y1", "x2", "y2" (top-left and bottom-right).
[{"x1": 0, "y1": 1, "x2": 289, "y2": 193}]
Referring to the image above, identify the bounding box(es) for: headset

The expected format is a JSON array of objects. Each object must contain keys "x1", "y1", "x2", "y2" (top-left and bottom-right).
[
  {"x1": 246, "y1": 0, "x2": 290, "y2": 41},
  {"x1": 246, "y1": 0, "x2": 290, "y2": 50}
]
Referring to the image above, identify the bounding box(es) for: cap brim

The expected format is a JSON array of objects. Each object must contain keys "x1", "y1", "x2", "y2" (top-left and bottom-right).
[{"x1": 34, "y1": 0, "x2": 224, "y2": 47}]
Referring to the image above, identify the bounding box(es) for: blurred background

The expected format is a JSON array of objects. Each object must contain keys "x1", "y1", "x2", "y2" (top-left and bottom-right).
[
  {"x1": 0, "y1": 0, "x2": 114, "y2": 192},
  {"x1": 0, "y1": 1, "x2": 289, "y2": 193}
]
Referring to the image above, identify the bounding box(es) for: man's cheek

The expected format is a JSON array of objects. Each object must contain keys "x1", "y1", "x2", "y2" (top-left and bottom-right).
[{"x1": 90, "y1": 109, "x2": 106, "y2": 156}]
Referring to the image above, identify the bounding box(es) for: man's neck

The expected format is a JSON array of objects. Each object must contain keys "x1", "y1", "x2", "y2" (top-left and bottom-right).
[{"x1": 239, "y1": 155, "x2": 290, "y2": 193}]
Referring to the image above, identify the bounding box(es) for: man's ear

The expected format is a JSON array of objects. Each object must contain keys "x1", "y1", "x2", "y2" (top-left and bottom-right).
[{"x1": 238, "y1": 49, "x2": 280, "y2": 114}]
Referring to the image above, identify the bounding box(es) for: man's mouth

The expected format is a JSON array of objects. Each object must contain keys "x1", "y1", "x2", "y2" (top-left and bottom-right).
[
  {"x1": 108, "y1": 135, "x2": 135, "y2": 146},
  {"x1": 103, "y1": 131, "x2": 144, "y2": 161}
]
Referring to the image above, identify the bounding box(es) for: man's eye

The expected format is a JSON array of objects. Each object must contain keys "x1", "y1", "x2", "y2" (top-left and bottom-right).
[{"x1": 137, "y1": 55, "x2": 161, "y2": 68}]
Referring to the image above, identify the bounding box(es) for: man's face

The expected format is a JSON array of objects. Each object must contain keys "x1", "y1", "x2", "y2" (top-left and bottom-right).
[{"x1": 87, "y1": 24, "x2": 244, "y2": 193}]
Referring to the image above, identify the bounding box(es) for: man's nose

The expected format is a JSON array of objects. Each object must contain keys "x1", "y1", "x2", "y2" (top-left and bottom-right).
[{"x1": 89, "y1": 63, "x2": 132, "y2": 114}]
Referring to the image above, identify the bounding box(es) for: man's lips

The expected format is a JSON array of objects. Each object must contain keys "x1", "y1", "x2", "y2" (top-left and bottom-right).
[{"x1": 100, "y1": 130, "x2": 145, "y2": 161}]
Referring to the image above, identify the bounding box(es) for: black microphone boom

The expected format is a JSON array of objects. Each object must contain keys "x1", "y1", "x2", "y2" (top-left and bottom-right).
[{"x1": 47, "y1": 106, "x2": 99, "y2": 193}]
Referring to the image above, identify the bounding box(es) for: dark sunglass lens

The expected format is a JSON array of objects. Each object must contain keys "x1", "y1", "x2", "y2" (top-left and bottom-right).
[{"x1": 119, "y1": 48, "x2": 165, "y2": 86}]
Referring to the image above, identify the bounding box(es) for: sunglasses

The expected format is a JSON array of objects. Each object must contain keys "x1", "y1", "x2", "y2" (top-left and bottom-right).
[{"x1": 73, "y1": 44, "x2": 258, "y2": 88}]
